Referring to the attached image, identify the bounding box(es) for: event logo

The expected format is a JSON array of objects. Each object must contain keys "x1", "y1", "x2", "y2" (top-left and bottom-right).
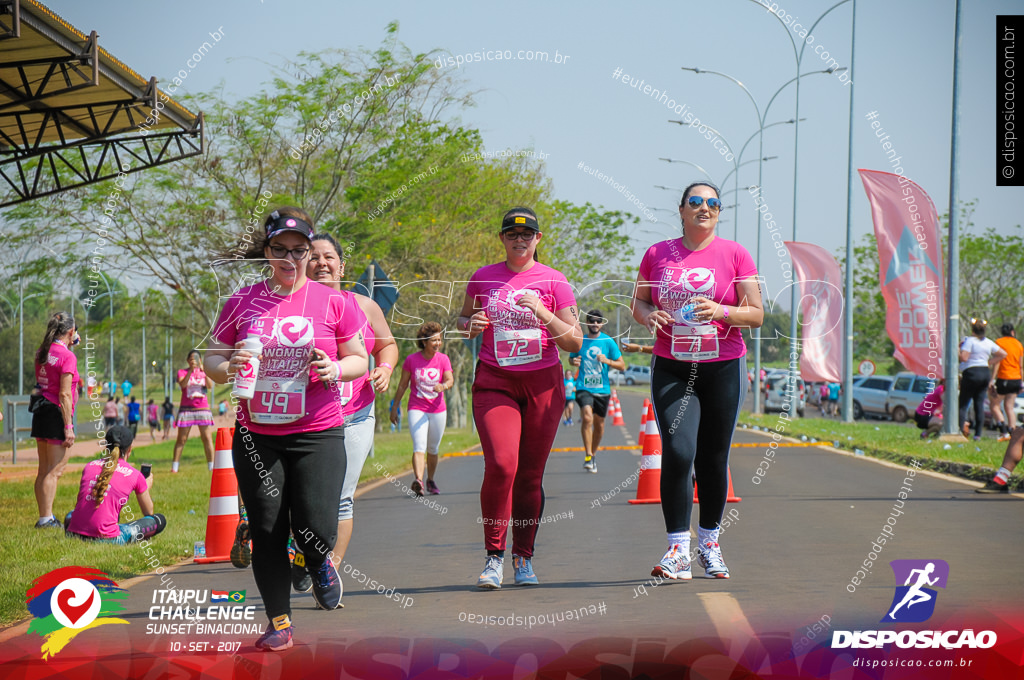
[
  {"x1": 275, "y1": 316, "x2": 314, "y2": 347},
  {"x1": 680, "y1": 267, "x2": 715, "y2": 294},
  {"x1": 26, "y1": 567, "x2": 129, "y2": 659},
  {"x1": 883, "y1": 559, "x2": 948, "y2": 623},
  {"x1": 506, "y1": 288, "x2": 542, "y2": 313}
]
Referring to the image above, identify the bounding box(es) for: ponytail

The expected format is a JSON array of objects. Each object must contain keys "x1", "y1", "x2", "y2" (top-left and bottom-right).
[
  {"x1": 36, "y1": 312, "x2": 75, "y2": 366},
  {"x1": 92, "y1": 425, "x2": 134, "y2": 506}
]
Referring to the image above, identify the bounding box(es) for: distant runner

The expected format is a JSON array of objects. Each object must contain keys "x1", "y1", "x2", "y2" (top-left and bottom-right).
[{"x1": 568, "y1": 309, "x2": 625, "y2": 473}]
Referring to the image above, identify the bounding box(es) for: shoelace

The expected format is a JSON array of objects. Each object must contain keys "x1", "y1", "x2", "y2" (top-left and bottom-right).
[
  {"x1": 486, "y1": 556, "x2": 502, "y2": 573},
  {"x1": 316, "y1": 562, "x2": 336, "y2": 588},
  {"x1": 701, "y1": 542, "x2": 725, "y2": 568}
]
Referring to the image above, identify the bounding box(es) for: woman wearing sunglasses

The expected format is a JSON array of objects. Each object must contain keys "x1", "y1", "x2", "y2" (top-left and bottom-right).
[
  {"x1": 458, "y1": 207, "x2": 583, "y2": 589},
  {"x1": 631, "y1": 182, "x2": 763, "y2": 581},
  {"x1": 205, "y1": 207, "x2": 368, "y2": 651}
]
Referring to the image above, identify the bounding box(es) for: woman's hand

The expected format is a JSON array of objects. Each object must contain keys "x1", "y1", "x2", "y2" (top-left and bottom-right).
[
  {"x1": 370, "y1": 365, "x2": 392, "y2": 392},
  {"x1": 514, "y1": 293, "x2": 550, "y2": 323},
  {"x1": 227, "y1": 341, "x2": 259, "y2": 378},
  {"x1": 389, "y1": 404, "x2": 400, "y2": 425},
  {"x1": 688, "y1": 296, "x2": 720, "y2": 322},
  {"x1": 645, "y1": 310, "x2": 674, "y2": 334},
  {"x1": 310, "y1": 348, "x2": 340, "y2": 382},
  {"x1": 63, "y1": 427, "x2": 75, "y2": 448},
  {"x1": 465, "y1": 310, "x2": 490, "y2": 338}
]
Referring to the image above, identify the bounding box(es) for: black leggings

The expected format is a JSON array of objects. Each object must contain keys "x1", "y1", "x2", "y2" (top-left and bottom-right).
[
  {"x1": 651, "y1": 356, "x2": 746, "y2": 533},
  {"x1": 232, "y1": 426, "x2": 345, "y2": 621},
  {"x1": 958, "y1": 367, "x2": 990, "y2": 437}
]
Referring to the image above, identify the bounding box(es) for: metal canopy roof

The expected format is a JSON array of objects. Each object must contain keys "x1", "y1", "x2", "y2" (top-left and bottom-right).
[{"x1": 0, "y1": 0, "x2": 203, "y2": 207}]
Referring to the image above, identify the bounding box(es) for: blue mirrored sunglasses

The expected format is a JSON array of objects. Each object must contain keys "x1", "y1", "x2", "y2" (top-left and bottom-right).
[{"x1": 685, "y1": 196, "x2": 722, "y2": 211}]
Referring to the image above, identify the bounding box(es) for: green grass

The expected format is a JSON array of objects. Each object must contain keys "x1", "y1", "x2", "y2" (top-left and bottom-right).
[
  {"x1": 0, "y1": 426, "x2": 479, "y2": 627},
  {"x1": 737, "y1": 411, "x2": 1020, "y2": 487}
]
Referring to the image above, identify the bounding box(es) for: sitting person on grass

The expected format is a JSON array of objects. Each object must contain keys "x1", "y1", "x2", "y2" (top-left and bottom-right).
[{"x1": 64, "y1": 425, "x2": 166, "y2": 543}]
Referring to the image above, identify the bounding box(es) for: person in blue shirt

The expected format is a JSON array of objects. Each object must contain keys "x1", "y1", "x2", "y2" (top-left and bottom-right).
[
  {"x1": 562, "y1": 369, "x2": 576, "y2": 425},
  {"x1": 121, "y1": 379, "x2": 133, "y2": 398},
  {"x1": 127, "y1": 396, "x2": 141, "y2": 436},
  {"x1": 826, "y1": 381, "x2": 841, "y2": 416},
  {"x1": 568, "y1": 310, "x2": 626, "y2": 473}
]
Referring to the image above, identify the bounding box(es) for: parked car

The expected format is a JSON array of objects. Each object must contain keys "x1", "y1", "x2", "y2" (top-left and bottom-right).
[
  {"x1": 885, "y1": 372, "x2": 937, "y2": 423},
  {"x1": 764, "y1": 374, "x2": 806, "y2": 416},
  {"x1": 851, "y1": 375, "x2": 896, "y2": 419},
  {"x1": 608, "y1": 368, "x2": 624, "y2": 386},
  {"x1": 623, "y1": 365, "x2": 652, "y2": 385}
]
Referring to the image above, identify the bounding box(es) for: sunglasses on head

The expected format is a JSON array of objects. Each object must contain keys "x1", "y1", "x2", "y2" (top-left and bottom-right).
[{"x1": 685, "y1": 196, "x2": 722, "y2": 211}]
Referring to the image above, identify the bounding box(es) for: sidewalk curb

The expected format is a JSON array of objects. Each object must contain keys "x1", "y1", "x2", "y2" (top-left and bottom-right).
[{"x1": 738, "y1": 426, "x2": 1024, "y2": 496}]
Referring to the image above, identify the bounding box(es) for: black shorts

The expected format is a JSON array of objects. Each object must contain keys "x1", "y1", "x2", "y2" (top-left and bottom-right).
[
  {"x1": 575, "y1": 391, "x2": 610, "y2": 418},
  {"x1": 913, "y1": 412, "x2": 931, "y2": 429},
  {"x1": 31, "y1": 399, "x2": 66, "y2": 440},
  {"x1": 996, "y1": 379, "x2": 1022, "y2": 395}
]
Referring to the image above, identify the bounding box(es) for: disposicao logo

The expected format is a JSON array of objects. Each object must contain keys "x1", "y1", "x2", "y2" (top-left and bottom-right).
[
  {"x1": 883, "y1": 559, "x2": 948, "y2": 623},
  {"x1": 26, "y1": 566, "x2": 129, "y2": 659},
  {"x1": 832, "y1": 559, "x2": 997, "y2": 650}
]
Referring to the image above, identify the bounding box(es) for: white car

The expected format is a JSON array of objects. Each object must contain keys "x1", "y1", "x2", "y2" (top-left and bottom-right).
[{"x1": 623, "y1": 365, "x2": 652, "y2": 385}]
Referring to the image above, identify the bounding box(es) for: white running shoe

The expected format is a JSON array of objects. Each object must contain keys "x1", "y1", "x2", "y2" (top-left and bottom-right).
[
  {"x1": 651, "y1": 544, "x2": 691, "y2": 580},
  {"x1": 697, "y1": 541, "x2": 730, "y2": 579}
]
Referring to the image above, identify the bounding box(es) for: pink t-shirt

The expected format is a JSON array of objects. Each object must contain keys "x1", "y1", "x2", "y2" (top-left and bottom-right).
[
  {"x1": 177, "y1": 368, "x2": 210, "y2": 410},
  {"x1": 69, "y1": 459, "x2": 149, "y2": 539},
  {"x1": 35, "y1": 342, "x2": 81, "y2": 410},
  {"x1": 213, "y1": 280, "x2": 363, "y2": 435},
  {"x1": 638, "y1": 237, "x2": 758, "y2": 362},
  {"x1": 341, "y1": 293, "x2": 375, "y2": 417},
  {"x1": 147, "y1": 403, "x2": 159, "y2": 422},
  {"x1": 466, "y1": 262, "x2": 577, "y2": 371},
  {"x1": 403, "y1": 351, "x2": 453, "y2": 414}
]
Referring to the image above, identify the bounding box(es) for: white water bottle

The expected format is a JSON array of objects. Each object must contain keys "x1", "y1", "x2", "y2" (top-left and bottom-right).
[{"x1": 231, "y1": 336, "x2": 263, "y2": 400}]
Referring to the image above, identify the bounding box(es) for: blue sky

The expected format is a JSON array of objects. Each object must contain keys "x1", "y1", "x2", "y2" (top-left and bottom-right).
[{"x1": 43, "y1": 0, "x2": 1023, "y2": 304}]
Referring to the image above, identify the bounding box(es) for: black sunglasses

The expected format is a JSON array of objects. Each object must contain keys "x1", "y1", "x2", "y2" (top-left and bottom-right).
[{"x1": 685, "y1": 196, "x2": 722, "y2": 211}]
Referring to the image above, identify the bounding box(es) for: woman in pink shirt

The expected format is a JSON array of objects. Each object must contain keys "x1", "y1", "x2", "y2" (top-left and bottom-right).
[
  {"x1": 30, "y1": 312, "x2": 81, "y2": 529},
  {"x1": 64, "y1": 425, "x2": 166, "y2": 543},
  {"x1": 457, "y1": 207, "x2": 583, "y2": 589},
  {"x1": 390, "y1": 322, "x2": 454, "y2": 496},
  {"x1": 170, "y1": 350, "x2": 216, "y2": 472},
  {"x1": 632, "y1": 182, "x2": 764, "y2": 581},
  {"x1": 205, "y1": 206, "x2": 367, "y2": 651}
]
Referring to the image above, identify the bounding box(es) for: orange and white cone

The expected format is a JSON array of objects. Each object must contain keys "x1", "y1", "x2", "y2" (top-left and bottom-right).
[
  {"x1": 629, "y1": 403, "x2": 662, "y2": 504},
  {"x1": 611, "y1": 392, "x2": 626, "y2": 427},
  {"x1": 693, "y1": 466, "x2": 743, "y2": 503},
  {"x1": 638, "y1": 398, "x2": 650, "y2": 448},
  {"x1": 194, "y1": 427, "x2": 240, "y2": 563}
]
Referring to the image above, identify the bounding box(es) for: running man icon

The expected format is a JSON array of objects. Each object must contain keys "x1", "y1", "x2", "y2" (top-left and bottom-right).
[{"x1": 882, "y1": 559, "x2": 949, "y2": 623}]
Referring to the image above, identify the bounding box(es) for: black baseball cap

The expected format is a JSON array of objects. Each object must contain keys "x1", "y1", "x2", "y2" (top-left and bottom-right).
[
  {"x1": 501, "y1": 207, "x2": 540, "y2": 232},
  {"x1": 266, "y1": 210, "x2": 314, "y2": 240}
]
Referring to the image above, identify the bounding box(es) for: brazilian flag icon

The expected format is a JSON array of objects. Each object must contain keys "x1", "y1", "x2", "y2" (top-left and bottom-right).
[{"x1": 228, "y1": 591, "x2": 246, "y2": 603}]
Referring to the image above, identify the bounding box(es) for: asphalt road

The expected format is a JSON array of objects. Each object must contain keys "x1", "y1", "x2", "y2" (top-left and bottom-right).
[{"x1": 2, "y1": 387, "x2": 1021, "y2": 678}]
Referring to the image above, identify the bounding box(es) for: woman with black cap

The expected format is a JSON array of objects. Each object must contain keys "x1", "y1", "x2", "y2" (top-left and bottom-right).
[
  {"x1": 457, "y1": 206, "x2": 582, "y2": 589},
  {"x1": 31, "y1": 312, "x2": 81, "y2": 529},
  {"x1": 205, "y1": 207, "x2": 367, "y2": 651},
  {"x1": 64, "y1": 425, "x2": 166, "y2": 543}
]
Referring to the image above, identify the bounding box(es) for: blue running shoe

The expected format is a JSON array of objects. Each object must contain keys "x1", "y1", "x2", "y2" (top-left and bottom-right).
[
  {"x1": 255, "y1": 615, "x2": 293, "y2": 651},
  {"x1": 477, "y1": 555, "x2": 503, "y2": 589},
  {"x1": 512, "y1": 555, "x2": 538, "y2": 586},
  {"x1": 311, "y1": 559, "x2": 343, "y2": 609}
]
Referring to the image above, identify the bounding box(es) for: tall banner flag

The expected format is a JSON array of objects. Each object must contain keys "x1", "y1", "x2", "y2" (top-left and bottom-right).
[
  {"x1": 858, "y1": 169, "x2": 945, "y2": 378},
  {"x1": 785, "y1": 242, "x2": 843, "y2": 383}
]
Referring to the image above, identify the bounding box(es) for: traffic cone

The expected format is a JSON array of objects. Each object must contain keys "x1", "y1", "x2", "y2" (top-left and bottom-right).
[
  {"x1": 693, "y1": 466, "x2": 743, "y2": 503},
  {"x1": 611, "y1": 393, "x2": 626, "y2": 426},
  {"x1": 638, "y1": 398, "x2": 650, "y2": 448},
  {"x1": 194, "y1": 427, "x2": 240, "y2": 563},
  {"x1": 629, "y1": 403, "x2": 661, "y2": 504}
]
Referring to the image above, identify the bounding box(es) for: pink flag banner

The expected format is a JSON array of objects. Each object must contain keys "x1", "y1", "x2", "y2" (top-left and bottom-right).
[
  {"x1": 858, "y1": 169, "x2": 945, "y2": 378},
  {"x1": 785, "y1": 242, "x2": 844, "y2": 383}
]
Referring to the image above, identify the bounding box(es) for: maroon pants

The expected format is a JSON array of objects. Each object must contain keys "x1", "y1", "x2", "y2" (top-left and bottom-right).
[{"x1": 472, "y1": 361, "x2": 563, "y2": 558}]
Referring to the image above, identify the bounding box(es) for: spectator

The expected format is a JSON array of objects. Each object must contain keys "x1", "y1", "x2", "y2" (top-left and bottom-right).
[{"x1": 127, "y1": 396, "x2": 141, "y2": 436}]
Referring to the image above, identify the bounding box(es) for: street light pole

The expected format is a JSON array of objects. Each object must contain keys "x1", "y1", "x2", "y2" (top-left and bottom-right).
[
  {"x1": 141, "y1": 293, "x2": 147, "y2": 403},
  {"x1": 95, "y1": 271, "x2": 114, "y2": 394}
]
